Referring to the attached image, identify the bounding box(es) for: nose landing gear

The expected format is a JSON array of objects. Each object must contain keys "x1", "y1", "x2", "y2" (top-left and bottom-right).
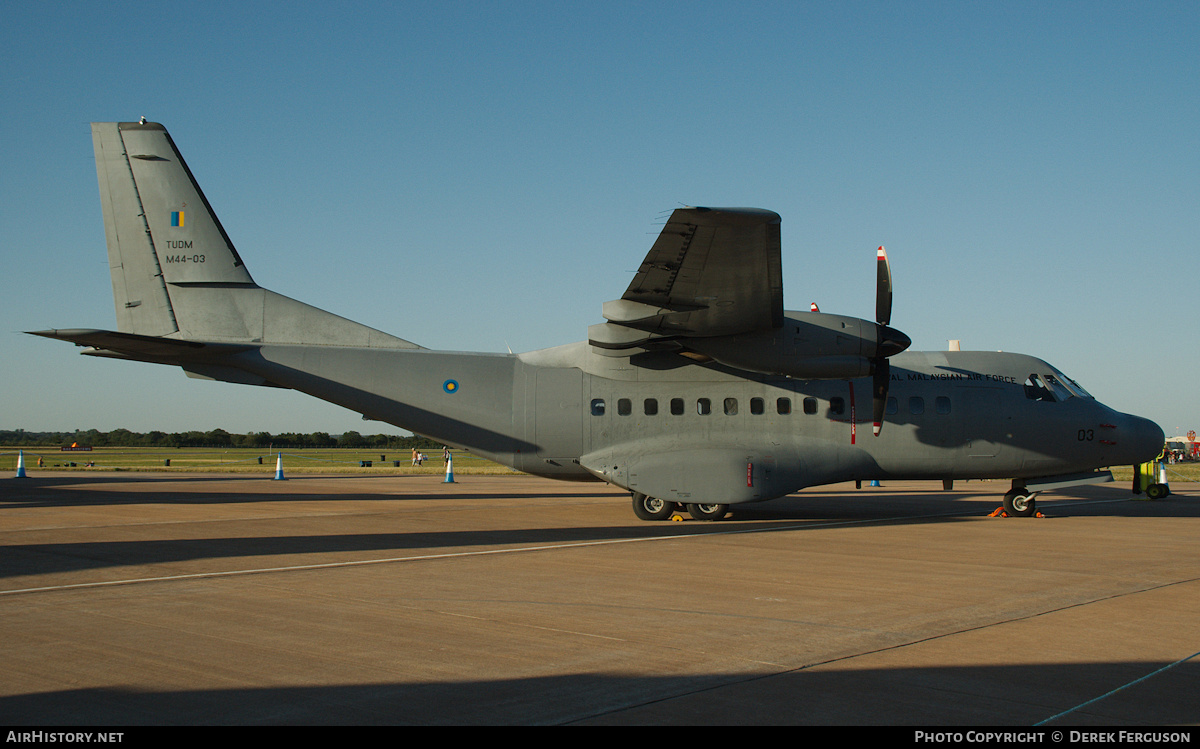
[{"x1": 1002, "y1": 489, "x2": 1039, "y2": 517}]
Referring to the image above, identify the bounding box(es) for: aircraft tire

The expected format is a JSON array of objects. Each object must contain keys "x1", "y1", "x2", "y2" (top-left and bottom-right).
[
  {"x1": 686, "y1": 503, "x2": 729, "y2": 521},
  {"x1": 632, "y1": 493, "x2": 677, "y2": 521},
  {"x1": 1146, "y1": 483, "x2": 1170, "y2": 500},
  {"x1": 1002, "y1": 490, "x2": 1037, "y2": 517}
]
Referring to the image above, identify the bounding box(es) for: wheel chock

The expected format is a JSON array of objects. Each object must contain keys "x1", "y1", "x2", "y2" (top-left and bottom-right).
[
  {"x1": 988, "y1": 506, "x2": 1048, "y2": 518},
  {"x1": 671, "y1": 514, "x2": 684, "y2": 521}
]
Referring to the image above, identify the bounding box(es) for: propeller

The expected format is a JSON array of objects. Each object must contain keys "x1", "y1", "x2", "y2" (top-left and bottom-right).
[{"x1": 871, "y1": 246, "x2": 910, "y2": 436}]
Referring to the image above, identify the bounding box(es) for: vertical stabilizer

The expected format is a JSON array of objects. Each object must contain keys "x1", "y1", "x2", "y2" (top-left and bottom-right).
[
  {"x1": 91, "y1": 121, "x2": 418, "y2": 349},
  {"x1": 93, "y1": 121, "x2": 254, "y2": 336}
]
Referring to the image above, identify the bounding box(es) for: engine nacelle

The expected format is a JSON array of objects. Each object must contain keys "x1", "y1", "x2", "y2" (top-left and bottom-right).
[{"x1": 588, "y1": 311, "x2": 910, "y2": 378}]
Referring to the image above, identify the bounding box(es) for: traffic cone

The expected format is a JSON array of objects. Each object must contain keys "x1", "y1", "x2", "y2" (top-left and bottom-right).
[
  {"x1": 274, "y1": 452, "x2": 286, "y2": 480},
  {"x1": 15, "y1": 450, "x2": 27, "y2": 478},
  {"x1": 443, "y1": 453, "x2": 456, "y2": 483}
]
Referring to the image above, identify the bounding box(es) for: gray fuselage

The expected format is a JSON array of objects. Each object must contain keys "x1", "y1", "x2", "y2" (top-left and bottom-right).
[{"x1": 219, "y1": 338, "x2": 1162, "y2": 506}]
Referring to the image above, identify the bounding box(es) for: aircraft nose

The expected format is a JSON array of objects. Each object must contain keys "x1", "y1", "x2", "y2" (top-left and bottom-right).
[{"x1": 1120, "y1": 414, "x2": 1165, "y2": 465}]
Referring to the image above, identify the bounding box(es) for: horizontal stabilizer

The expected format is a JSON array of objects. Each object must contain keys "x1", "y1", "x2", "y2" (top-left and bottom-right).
[{"x1": 28, "y1": 328, "x2": 249, "y2": 363}]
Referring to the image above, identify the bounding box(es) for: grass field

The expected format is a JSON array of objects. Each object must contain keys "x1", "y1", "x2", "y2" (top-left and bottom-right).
[{"x1": 0, "y1": 446, "x2": 521, "y2": 475}]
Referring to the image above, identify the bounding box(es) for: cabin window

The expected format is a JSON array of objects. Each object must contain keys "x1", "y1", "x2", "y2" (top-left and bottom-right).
[
  {"x1": 886, "y1": 396, "x2": 898, "y2": 415},
  {"x1": 830, "y1": 397, "x2": 845, "y2": 416},
  {"x1": 644, "y1": 398, "x2": 658, "y2": 416},
  {"x1": 724, "y1": 398, "x2": 738, "y2": 415},
  {"x1": 777, "y1": 397, "x2": 792, "y2": 415},
  {"x1": 670, "y1": 398, "x2": 685, "y2": 415},
  {"x1": 803, "y1": 397, "x2": 817, "y2": 415},
  {"x1": 909, "y1": 396, "x2": 925, "y2": 415},
  {"x1": 617, "y1": 398, "x2": 632, "y2": 416},
  {"x1": 591, "y1": 398, "x2": 606, "y2": 416},
  {"x1": 750, "y1": 397, "x2": 764, "y2": 415},
  {"x1": 936, "y1": 396, "x2": 951, "y2": 415},
  {"x1": 697, "y1": 398, "x2": 712, "y2": 415}
]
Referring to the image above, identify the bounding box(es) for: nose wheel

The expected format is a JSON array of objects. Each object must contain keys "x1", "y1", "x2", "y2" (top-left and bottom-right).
[{"x1": 1003, "y1": 489, "x2": 1039, "y2": 517}]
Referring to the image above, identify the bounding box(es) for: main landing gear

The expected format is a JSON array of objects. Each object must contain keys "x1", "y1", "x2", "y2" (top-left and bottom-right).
[
  {"x1": 632, "y1": 492, "x2": 676, "y2": 521},
  {"x1": 631, "y1": 493, "x2": 729, "y2": 521}
]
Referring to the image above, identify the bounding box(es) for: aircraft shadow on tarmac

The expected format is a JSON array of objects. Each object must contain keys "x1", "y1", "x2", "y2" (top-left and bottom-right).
[
  {"x1": 1, "y1": 483, "x2": 1195, "y2": 579},
  {"x1": 0, "y1": 514, "x2": 978, "y2": 579},
  {"x1": 0, "y1": 660, "x2": 1195, "y2": 725}
]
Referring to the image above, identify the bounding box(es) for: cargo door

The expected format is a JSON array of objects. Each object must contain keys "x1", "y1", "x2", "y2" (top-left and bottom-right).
[{"x1": 535, "y1": 368, "x2": 583, "y2": 459}]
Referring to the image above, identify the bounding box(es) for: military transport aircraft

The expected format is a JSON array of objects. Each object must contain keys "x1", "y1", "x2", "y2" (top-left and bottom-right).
[{"x1": 33, "y1": 121, "x2": 1166, "y2": 521}]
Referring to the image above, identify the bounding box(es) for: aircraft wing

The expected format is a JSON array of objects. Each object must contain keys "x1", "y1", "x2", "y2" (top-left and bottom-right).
[{"x1": 591, "y1": 207, "x2": 783, "y2": 350}]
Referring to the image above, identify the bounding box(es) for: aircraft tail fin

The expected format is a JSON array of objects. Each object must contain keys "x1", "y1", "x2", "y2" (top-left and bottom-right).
[{"x1": 90, "y1": 121, "x2": 418, "y2": 349}]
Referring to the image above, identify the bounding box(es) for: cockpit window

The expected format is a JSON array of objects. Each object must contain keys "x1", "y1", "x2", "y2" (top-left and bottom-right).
[
  {"x1": 1050, "y1": 367, "x2": 1094, "y2": 398},
  {"x1": 1025, "y1": 374, "x2": 1053, "y2": 401},
  {"x1": 1026, "y1": 370, "x2": 1093, "y2": 403},
  {"x1": 1042, "y1": 374, "x2": 1074, "y2": 402}
]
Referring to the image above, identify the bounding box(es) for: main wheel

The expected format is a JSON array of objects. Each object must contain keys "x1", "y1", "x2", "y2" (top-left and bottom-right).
[
  {"x1": 1002, "y1": 489, "x2": 1038, "y2": 517},
  {"x1": 632, "y1": 492, "x2": 677, "y2": 521},
  {"x1": 686, "y1": 503, "x2": 729, "y2": 521}
]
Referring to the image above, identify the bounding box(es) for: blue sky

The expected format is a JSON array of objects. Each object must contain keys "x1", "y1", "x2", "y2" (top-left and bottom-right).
[{"x1": 2, "y1": 1, "x2": 1197, "y2": 438}]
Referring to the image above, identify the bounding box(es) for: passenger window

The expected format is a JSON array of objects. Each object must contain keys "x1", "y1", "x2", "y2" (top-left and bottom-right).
[
  {"x1": 803, "y1": 397, "x2": 817, "y2": 415},
  {"x1": 697, "y1": 398, "x2": 711, "y2": 415},
  {"x1": 644, "y1": 398, "x2": 658, "y2": 416},
  {"x1": 830, "y1": 397, "x2": 845, "y2": 416},
  {"x1": 724, "y1": 398, "x2": 738, "y2": 415},
  {"x1": 591, "y1": 398, "x2": 606, "y2": 416},
  {"x1": 777, "y1": 398, "x2": 792, "y2": 415},
  {"x1": 936, "y1": 396, "x2": 951, "y2": 415},
  {"x1": 886, "y1": 396, "x2": 898, "y2": 415},
  {"x1": 909, "y1": 397, "x2": 924, "y2": 415},
  {"x1": 617, "y1": 398, "x2": 631, "y2": 416},
  {"x1": 750, "y1": 397, "x2": 764, "y2": 415},
  {"x1": 670, "y1": 398, "x2": 684, "y2": 416}
]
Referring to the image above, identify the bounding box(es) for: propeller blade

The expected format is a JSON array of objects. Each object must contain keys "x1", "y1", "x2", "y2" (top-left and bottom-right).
[
  {"x1": 875, "y1": 246, "x2": 892, "y2": 326},
  {"x1": 872, "y1": 358, "x2": 889, "y2": 437},
  {"x1": 872, "y1": 246, "x2": 904, "y2": 436}
]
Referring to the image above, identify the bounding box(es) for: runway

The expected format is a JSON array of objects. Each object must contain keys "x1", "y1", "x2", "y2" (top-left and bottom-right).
[{"x1": 2, "y1": 472, "x2": 1197, "y2": 725}]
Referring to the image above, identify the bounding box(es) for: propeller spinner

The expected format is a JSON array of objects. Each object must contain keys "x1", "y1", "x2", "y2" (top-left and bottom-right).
[{"x1": 871, "y1": 247, "x2": 910, "y2": 436}]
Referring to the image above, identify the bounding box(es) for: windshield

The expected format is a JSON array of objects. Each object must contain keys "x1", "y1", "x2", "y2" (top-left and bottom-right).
[
  {"x1": 1049, "y1": 366, "x2": 1094, "y2": 398},
  {"x1": 1024, "y1": 368, "x2": 1095, "y2": 402},
  {"x1": 1042, "y1": 374, "x2": 1075, "y2": 402}
]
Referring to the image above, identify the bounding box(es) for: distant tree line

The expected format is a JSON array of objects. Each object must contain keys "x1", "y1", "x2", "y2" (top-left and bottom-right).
[{"x1": 0, "y1": 429, "x2": 444, "y2": 450}]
